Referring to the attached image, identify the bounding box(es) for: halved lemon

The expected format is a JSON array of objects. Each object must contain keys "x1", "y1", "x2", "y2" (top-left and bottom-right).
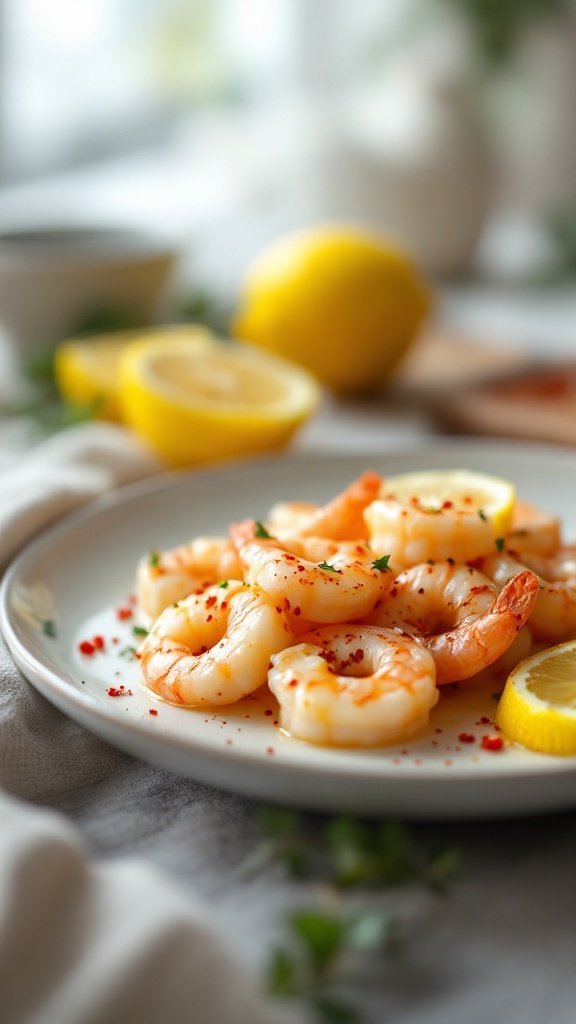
[
  {"x1": 365, "y1": 469, "x2": 516, "y2": 565},
  {"x1": 54, "y1": 325, "x2": 215, "y2": 421},
  {"x1": 496, "y1": 641, "x2": 576, "y2": 755},
  {"x1": 118, "y1": 335, "x2": 321, "y2": 468}
]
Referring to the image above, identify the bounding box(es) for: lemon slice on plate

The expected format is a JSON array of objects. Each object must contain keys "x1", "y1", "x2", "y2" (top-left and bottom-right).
[
  {"x1": 54, "y1": 325, "x2": 215, "y2": 421},
  {"x1": 496, "y1": 641, "x2": 576, "y2": 756},
  {"x1": 118, "y1": 335, "x2": 321, "y2": 468},
  {"x1": 365, "y1": 469, "x2": 516, "y2": 565}
]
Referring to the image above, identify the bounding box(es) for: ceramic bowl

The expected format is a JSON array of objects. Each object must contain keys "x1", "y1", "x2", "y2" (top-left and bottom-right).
[{"x1": 0, "y1": 225, "x2": 177, "y2": 363}]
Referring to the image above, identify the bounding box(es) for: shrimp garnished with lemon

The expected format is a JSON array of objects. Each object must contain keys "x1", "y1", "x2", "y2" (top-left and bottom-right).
[{"x1": 133, "y1": 468, "x2": 576, "y2": 754}]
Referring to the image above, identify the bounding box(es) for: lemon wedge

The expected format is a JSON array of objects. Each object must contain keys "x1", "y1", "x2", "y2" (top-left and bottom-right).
[
  {"x1": 496, "y1": 641, "x2": 576, "y2": 755},
  {"x1": 365, "y1": 469, "x2": 516, "y2": 565},
  {"x1": 118, "y1": 335, "x2": 321, "y2": 468},
  {"x1": 54, "y1": 325, "x2": 215, "y2": 421}
]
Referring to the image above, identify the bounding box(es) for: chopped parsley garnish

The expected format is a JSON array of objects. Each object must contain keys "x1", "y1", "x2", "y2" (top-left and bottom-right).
[
  {"x1": 42, "y1": 619, "x2": 57, "y2": 638},
  {"x1": 119, "y1": 645, "x2": 137, "y2": 659},
  {"x1": 254, "y1": 521, "x2": 272, "y2": 539},
  {"x1": 132, "y1": 625, "x2": 148, "y2": 637},
  {"x1": 495, "y1": 537, "x2": 505, "y2": 551},
  {"x1": 318, "y1": 561, "x2": 341, "y2": 573},
  {"x1": 149, "y1": 550, "x2": 160, "y2": 567},
  {"x1": 371, "y1": 555, "x2": 391, "y2": 573},
  {"x1": 217, "y1": 579, "x2": 230, "y2": 589},
  {"x1": 478, "y1": 509, "x2": 487, "y2": 521}
]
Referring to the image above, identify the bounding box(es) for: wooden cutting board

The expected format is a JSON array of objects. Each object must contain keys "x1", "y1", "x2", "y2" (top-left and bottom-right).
[{"x1": 391, "y1": 331, "x2": 576, "y2": 446}]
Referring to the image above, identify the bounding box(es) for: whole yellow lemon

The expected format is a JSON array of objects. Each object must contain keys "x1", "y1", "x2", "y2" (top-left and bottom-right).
[{"x1": 233, "y1": 225, "x2": 431, "y2": 395}]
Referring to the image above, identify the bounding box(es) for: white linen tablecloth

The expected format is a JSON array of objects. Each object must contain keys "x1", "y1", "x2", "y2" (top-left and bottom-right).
[{"x1": 1, "y1": 419, "x2": 576, "y2": 1024}]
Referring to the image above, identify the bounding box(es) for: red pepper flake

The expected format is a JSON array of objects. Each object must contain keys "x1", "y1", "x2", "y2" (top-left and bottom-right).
[
  {"x1": 149, "y1": 708, "x2": 158, "y2": 717},
  {"x1": 264, "y1": 709, "x2": 273, "y2": 717},
  {"x1": 111, "y1": 636, "x2": 120, "y2": 644},
  {"x1": 116, "y1": 607, "x2": 133, "y2": 621},
  {"x1": 79, "y1": 640, "x2": 95, "y2": 655},
  {"x1": 458, "y1": 732, "x2": 476, "y2": 744},
  {"x1": 293, "y1": 606, "x2": 301, "y2": 616},
  {"x1": 266, "y1": 746, "x2": 275, "y2": 755},
  {"x1": 92, "y1": 635, "x2": 105, "y2": 651},
  {"x1": 107, "y1": 685, "x2": 133, "y2": 698},
  {"x1": 479, "y1": 715, "x2": 491, "y2": 724},
  {"x1": 481, "y1": 733, "x2": 503, "y2": 752}
]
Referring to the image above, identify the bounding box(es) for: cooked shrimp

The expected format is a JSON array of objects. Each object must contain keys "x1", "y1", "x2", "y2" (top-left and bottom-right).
[
  {"x1": 368, "y1": 561, "x2": 539, "y2": 684},
  {"x1": 137, "y1": 537, "x2": 243, "y2": 620},
  {"x1": 506, "y1": 500, "x2": 561, "y2": 558},
  {"x1": 231, "y1": 519, "x2": 392, "y2": 624},
  {"x1": 268, "y1": 624, "x2": 438, "y2": 747},
  {"x1": 365, "y1": 496, "x2": 498, "y2": 567},
  {"x1": 266, "y1": 472, "x2": 382, "y2": 541},
  {"x1": 296, "y1": 471, "x2": 383, "y2": 540},
  {"x1": 138, "y1": 581, "x2": 293, "y2": 706},
  {"x1": 485, "y1": 550, "x2": 576, "y2": 641},
  {"x1": 266, "y1": 501, "x2": 320, "y2": 535},
  {"x1": 470, "y1": 625, "x2": 534, "y2": 687}
]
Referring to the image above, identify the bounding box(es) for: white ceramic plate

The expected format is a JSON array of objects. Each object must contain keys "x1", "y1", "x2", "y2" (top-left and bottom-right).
[{"x1": 3, "y1": 440, "x2": 576, "y2": 820}]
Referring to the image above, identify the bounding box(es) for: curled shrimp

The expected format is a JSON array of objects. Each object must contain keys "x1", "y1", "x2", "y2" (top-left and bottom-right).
[
  {"x1": 268, "y1": 624, "x2": 438, "y2": 747},
  {"x1": 368, "y1": 561, "x2": 539, "y2": 684},
  {"x1": 138, "y1": 581, "x2": 293, "y2": 706},
  {"x1": 485, "y1": 549, "x2": 576, "y2": 641},
  {"x1": 266, "y1": 471, "x2": 383, "y2": 541},
  {"x1": 231, "y1": 519, "x2": 392, "y2": 624},
  {"x1": 505, "y1": 500, "x2": 561, "y2": 558},
  {"x1": 137, "y1": 537, "x2": 243, "y2": 620}
]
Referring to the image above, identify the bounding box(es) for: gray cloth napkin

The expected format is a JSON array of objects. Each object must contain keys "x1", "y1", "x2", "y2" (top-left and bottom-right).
[
  {"x1": 0, "y1": 423, "x2": 293, "y2": 1024},
  {"x1": 1, "y1": 422, "x2": 576, "y2": 1024}
]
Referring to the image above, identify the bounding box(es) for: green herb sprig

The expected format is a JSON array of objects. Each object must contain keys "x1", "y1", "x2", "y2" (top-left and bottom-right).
[{"x1": 251, "y1": 808, "x2": 460, "y2": 1022}]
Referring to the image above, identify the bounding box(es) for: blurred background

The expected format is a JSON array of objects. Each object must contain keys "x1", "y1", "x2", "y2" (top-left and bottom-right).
[{"x1": 1, "y1": 0, "x2": 576, "y2": 446}]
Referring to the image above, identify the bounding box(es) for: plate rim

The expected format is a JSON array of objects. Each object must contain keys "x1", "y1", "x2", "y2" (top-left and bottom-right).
[{"x1": 3, "y1": 437, "x2": 576, "y2": 787}]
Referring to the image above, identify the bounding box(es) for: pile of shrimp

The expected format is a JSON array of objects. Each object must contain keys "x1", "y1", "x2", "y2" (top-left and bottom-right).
[{"x1": 134, "y1": 470, "x2": 572, "y2": 748}]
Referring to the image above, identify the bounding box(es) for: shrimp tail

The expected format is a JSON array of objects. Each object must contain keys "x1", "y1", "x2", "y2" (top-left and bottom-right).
[
  {"x1": 298, "y1": 471, "x2": 383, "y2": 540},
  {"x1": 494, "y1": 568, "x2": 540, "y2": 622},
  {"x1": 230, "y1": 518, "x2": 258, "y2": 550}
]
